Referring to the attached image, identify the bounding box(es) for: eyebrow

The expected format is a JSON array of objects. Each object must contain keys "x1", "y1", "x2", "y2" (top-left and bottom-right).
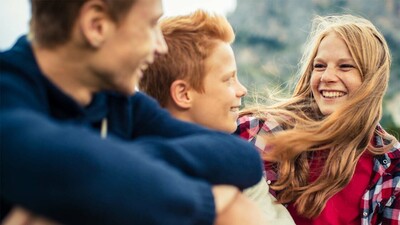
[
  {"x1": 313, "y1": 58, "x2": 355, "y2": 63},
  {"x1": 222, "y1": 70, "x2": 236, "y2": 78}
]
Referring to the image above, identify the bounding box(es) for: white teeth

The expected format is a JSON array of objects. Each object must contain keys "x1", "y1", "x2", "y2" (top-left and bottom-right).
[{"x1": 321, "y1": 91, "x2": 345, "y2": 98}]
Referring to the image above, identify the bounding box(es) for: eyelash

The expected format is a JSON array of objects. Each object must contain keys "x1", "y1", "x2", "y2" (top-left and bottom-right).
[
  {"x1": 224, "y1": 76, "x2": 235, "y2": 84},
  {"x1": 313, "y1": 64, "x2": 355, "y2": 70},
  {"x1": 340, "y1": 64, "x2": 355, "y2": 68}
]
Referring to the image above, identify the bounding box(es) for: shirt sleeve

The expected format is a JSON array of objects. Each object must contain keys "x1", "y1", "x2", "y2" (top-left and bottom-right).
[{"x1": 243, "y1": 178, "x2": 295, "y2": 225}]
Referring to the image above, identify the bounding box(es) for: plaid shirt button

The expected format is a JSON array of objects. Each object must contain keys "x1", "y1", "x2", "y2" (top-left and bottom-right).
[{"x1": 363, "y1": 212, "x2": 368, "y2": 217}]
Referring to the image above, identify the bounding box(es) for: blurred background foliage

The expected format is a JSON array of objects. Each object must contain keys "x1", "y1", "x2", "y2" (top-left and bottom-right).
[{"x1": 227, "y1": 0, "x2": 400, "y2": 138}]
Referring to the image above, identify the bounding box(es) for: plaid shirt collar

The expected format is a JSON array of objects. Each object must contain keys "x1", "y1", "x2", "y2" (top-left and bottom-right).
[{"x1": 236, "y1": 115, "x2": 400, "y2": 225}]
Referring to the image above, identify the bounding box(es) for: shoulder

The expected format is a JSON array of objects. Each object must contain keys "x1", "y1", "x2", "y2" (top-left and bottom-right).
[
  {"x1": 0, "y1": 37, "x2": 49, "y2": 111},
  {"x1": 120, "y1": 91, "x2": 174, "y2": 129},
  {"x1": 236, "y1": 114, "x2": 284, "y2": 154},
  {"x1": 387, "y1": 141, "x2": 400, "y2": 160},
  {"x1": 374, "y1": 126, "x2": 400, "y2": 161},
  {"x1": 372, "y1": 128, "x2": 400, "y2": 186},
  {"x1": 385, "y1": 141, "x2": 400, "y2": 175},
  {"x1": 129, "y1": 92, "x2": 161, "y2": 108},
  {"x1": 110, "y1": 91, "x2": 164, "y2": 116},
  {"x1": 236, "y1": 114, "x2": 283, "y2": 141},
  {"x1": 236, "y1": 115, "x2": 264, "y2": 141}
]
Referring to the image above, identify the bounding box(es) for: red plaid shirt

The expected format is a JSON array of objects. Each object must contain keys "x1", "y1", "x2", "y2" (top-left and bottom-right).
[{"x1": 236, "y1": 115, "x2": 400, "y2": 224}]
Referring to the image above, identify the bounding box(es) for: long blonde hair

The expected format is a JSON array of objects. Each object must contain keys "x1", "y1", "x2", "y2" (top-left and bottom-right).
[{"x1": 241, "y1": 14, "x2": 396, "y2": 218}]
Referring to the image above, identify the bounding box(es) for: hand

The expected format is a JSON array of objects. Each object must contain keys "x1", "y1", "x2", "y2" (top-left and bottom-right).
[
  {"x1": 213, "y1": 185, "x2": 269, "y2": 225},
  {"x1": 2, "y1": 207, "x2": 60, "y2": 225}
]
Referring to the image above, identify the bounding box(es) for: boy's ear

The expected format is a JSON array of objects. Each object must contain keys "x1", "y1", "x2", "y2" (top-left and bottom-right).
[
  {"x1": 78, "y1": 0, "x2": 114, "y2": 48},
  {"x1": 170, "y1": 80, "x2": 193, "y2": 109}
]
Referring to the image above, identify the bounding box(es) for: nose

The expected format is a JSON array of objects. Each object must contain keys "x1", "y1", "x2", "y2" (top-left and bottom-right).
[
  {"x1": 154, "y1": 26, "x2": 168, "y2": 56},
  {"x1": 320, "y1": 67, "x2": 339, "y2": 82},
  {"x1": 235, "y1": 79, "x2": 248, "y2": 97}
]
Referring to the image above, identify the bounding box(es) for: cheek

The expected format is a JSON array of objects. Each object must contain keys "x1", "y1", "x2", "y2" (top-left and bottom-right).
[
  {"x1": 143, "y1": 29, "x2": 158, "y2": 52},
  {"x1": 210, "y1": 96, "x2": 229, "y2": 113},
  {"x1": 222, "y1": 88, "x2": 237, "y2": 104},
  {"x1": 129, "y1": 28, "x2": 152, "y2": 54},
  {"x1": 310, "y1": 73, "x2": 320, "y2": 92},
  {"x1": 136, "y1": 37, "x2": 152, "y2": 56},
  {"x1": 346, "y1": 74, "x2": 363, "y2": 92}
]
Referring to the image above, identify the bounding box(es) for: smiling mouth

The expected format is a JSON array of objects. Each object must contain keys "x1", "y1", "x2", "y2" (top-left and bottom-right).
[{"x1": 320, "y1": 91, "x2": 346, "y2": 98}]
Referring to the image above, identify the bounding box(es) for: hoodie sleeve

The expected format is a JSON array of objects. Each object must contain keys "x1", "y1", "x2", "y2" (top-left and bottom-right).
[
  {"x1": 1, "y1": 109, "x2": 216, "y2": 225},
  {"x1": 126, "y1": 92, "x2": 263, "y2": 188}
]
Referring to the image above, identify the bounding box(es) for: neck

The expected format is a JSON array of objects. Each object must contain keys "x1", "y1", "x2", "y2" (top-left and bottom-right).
[
  {"x1": 32, "y1": 42, "x2": 98, "y2": 106},
  {"x1": 166, "y1": 105, "x2": 195, "y2": 123}
]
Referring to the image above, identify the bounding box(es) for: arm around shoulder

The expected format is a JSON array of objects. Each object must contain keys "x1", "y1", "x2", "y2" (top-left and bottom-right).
[{"x1": 1, "y1": 110, "x2": 218, "y2": 225}]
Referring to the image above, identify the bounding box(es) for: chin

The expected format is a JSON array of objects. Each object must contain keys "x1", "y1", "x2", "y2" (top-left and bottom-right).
[
  {"x1": 130, "y1": 89, "x2": 138, "y2": 95},
  {"x1": 319, "y1": 107, "x2": 335, "y2": 116},
  {"x1": 226, "y1": 123, "x2": 238, "y2": 134},
  {"x1": 116, "y1": 85, "x2": 137, "y2": 96},
  {"x1": 212, "y1": 123, "x2": 235, "y2": 133}
]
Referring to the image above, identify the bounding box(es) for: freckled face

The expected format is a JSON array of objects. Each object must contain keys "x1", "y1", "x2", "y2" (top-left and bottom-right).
[
  {"x1": 188, "y1": 42, "x2": 247, "y2": 133},
  {"x1": 310, "y1": 33, "x2": 362, "y2": 115}
]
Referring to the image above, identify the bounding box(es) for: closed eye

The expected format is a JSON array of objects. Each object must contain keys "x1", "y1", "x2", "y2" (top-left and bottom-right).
[
  {"x1": 223, "y1": 72, "x2": 236, "y2": 84},
  {"x1": 313, "y1": 63, "x2": 326, "y2": 71},
  {"x1": 225, "y1": 76, "x2": 235, "y2": 85},
  {"x1": 339, "y1": 64, "x2": 356, "y2": 71},
  {"x1": 340, "y1": 64, "x2": 355, "y2": 68}
]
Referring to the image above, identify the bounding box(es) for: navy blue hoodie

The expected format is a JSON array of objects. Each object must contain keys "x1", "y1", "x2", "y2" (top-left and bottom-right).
[{"x1": 0, "y1": 36, "x2": 263, "y2": 225}]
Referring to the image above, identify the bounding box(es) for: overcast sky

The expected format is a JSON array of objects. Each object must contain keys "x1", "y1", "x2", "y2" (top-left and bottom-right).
[{"x1": 0, "y1": 0, "x2": 237, "y2": 50}]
